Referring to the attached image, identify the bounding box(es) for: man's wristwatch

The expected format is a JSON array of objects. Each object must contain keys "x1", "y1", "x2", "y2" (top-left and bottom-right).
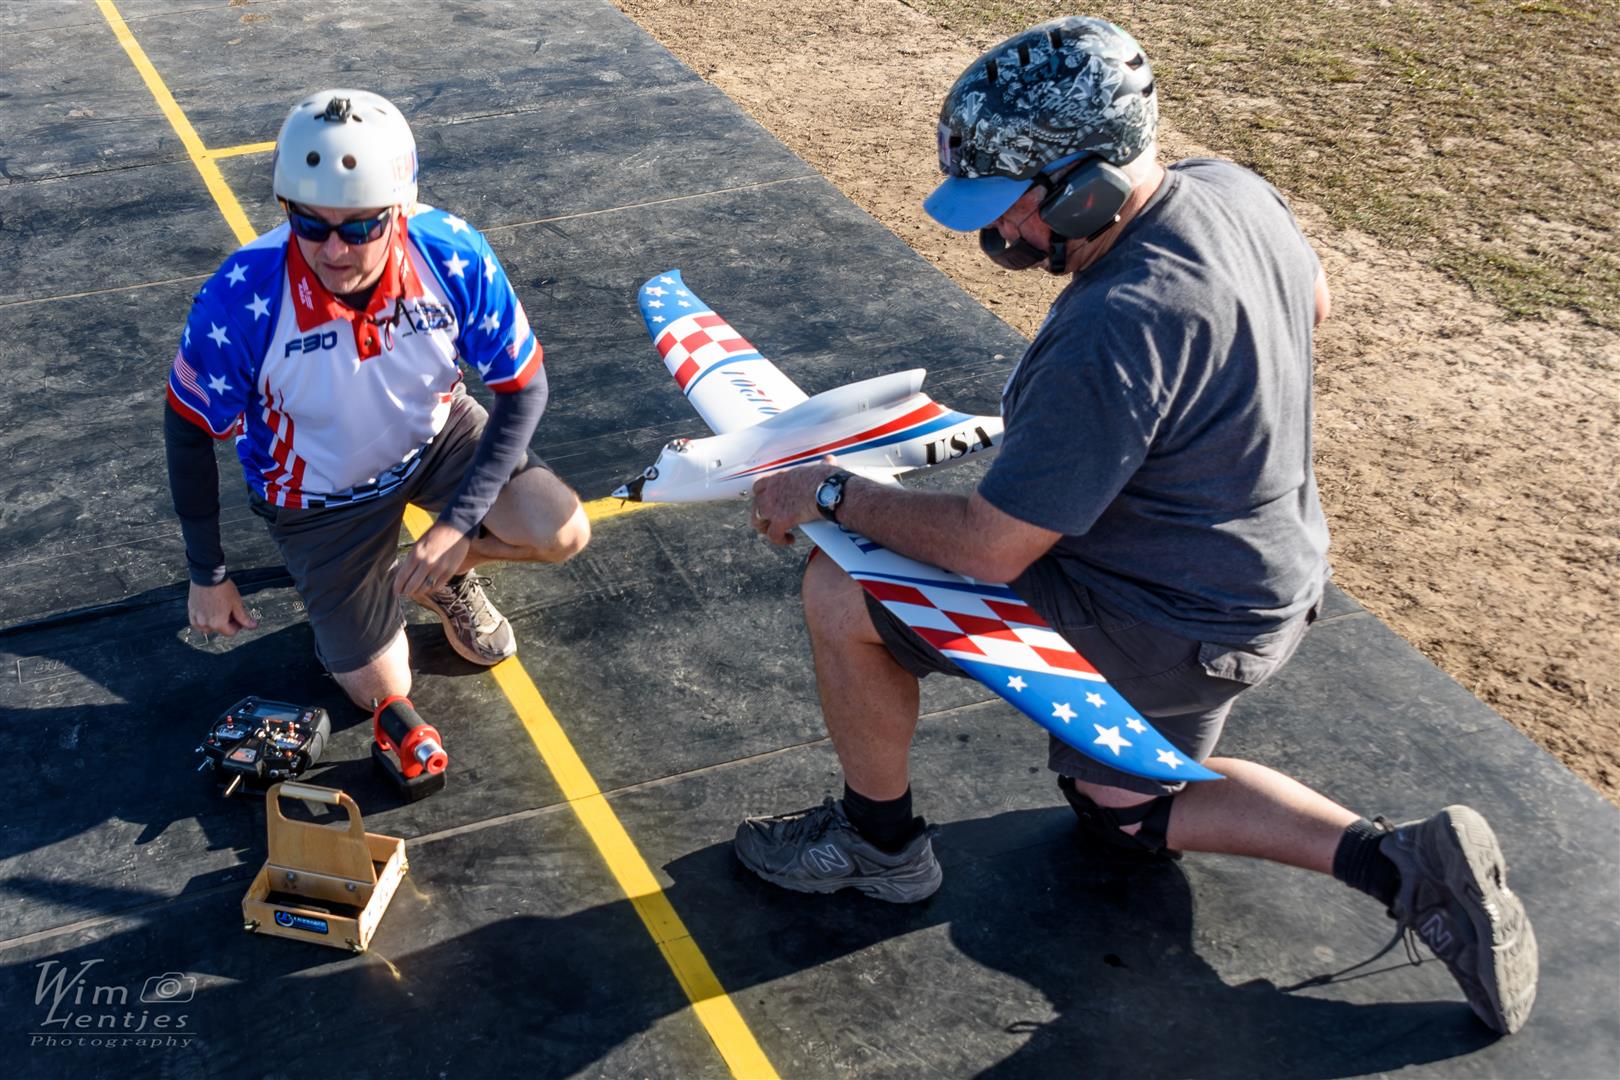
[{"x1": 814, "y1": 470, "x2": 853, "y2": 523}]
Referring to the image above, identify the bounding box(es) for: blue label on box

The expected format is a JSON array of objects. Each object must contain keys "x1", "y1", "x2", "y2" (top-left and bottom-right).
[{"x1": 274, "y1": 910, "x2": 329, "y2": 935}]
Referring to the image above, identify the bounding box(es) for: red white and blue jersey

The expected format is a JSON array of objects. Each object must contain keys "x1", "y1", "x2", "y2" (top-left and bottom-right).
[{"x1": 167, "y1": 206, "x2": 541, "y2": 508}]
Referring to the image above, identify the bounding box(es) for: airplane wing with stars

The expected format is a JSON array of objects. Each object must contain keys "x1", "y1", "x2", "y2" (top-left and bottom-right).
[
  {"x1": 638, "y1": 269, "x2": 807, "y2": 435},
  {"x1": 636, "y1": 270, "x2": 1221, "y2": 784}
]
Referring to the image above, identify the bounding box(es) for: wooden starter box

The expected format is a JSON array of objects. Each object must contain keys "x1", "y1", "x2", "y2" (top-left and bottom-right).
[{"x1": 242, "y1": 781, "x2": 407, "y2": 953}]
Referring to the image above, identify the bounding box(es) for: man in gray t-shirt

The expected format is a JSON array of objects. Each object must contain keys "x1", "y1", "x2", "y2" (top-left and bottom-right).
[
  {"x1": 984, "y1": 156, "x2": 1329, "y2": 644},
  {"x1": 737, "y1": 17, "x2": 1536, "y2": 1036}
]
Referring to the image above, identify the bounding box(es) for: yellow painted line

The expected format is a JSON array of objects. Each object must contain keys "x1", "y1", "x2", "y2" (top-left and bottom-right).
[
  {"x1": 97, "y1": 5, "x2": 774, "y2": 1076},
  {"x1": 586, "y1": 495, "x2": 656, "y2": 524},
  {"x1": 206, "y1": 140, "x2": 276, "y2": 160},
  {"x1": 405, "y1": 497, "x2": 655, "y2": 539},
  {"x1": 491, "y1": 663, "x2": 778, "y2": 1079},
  {"x1": 399, "y1": 503, "x2": 436, "y2": 539},
  {"x1": 96, "y1": 0, "x2": 258, "y2": 246}
]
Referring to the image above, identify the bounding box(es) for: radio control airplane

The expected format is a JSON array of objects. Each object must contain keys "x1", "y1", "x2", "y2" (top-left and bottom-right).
[{"x1": 614, "y1": 270, "x2": 1220, "y2": 784}]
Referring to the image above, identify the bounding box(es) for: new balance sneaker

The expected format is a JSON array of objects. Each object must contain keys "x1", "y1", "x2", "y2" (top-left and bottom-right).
[
  {"x1": 416, "y1": 574, "x2": 516, "y2": 666},
  {"x1": 734, "y1": 797, "x2": 942, "y2": 903},
  {"x1": 1380, "y1": 805, "x2": 1538, "y2": 1034}
]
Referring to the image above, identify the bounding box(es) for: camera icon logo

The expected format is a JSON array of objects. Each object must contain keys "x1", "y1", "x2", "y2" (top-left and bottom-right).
[{"x1": 139, "y1": 972, "x2": 196, "y2": 1004}]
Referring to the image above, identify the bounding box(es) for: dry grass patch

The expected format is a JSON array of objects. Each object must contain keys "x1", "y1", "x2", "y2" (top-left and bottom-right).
[{"x1": 915, "y1": 0, "x2": 1620, "y2": 331}]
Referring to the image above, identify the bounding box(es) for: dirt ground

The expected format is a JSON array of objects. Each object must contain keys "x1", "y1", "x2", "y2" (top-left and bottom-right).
[{"x1": 614, "y1": 0, "x2": 1619, "y2": 804}]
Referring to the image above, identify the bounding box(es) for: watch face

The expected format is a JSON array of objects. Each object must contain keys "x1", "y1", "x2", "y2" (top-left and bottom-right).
[{"x1": 816, "y1": 482, "x2": 839, "y2": 509}]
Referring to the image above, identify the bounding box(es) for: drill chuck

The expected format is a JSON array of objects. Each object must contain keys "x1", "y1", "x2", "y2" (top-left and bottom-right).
[
  {"x1": 411, "y1": 735, "x2": 447, "y2": 774},
  {"x1": 372, "y1": 696, "x2": 449, "y2": 779}
]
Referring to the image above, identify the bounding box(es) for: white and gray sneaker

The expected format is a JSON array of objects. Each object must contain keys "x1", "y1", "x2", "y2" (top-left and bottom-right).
[
  {"x1": 734, "y1": 797, "x2": 942, "y2": 903},
  {"x1": 416, "y1": 574, "x2": 517, "y2": 666}
]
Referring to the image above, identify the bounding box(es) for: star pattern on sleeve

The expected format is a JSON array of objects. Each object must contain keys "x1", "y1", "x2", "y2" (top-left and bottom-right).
[
  {"x1": 207, "y1": 374, "x2": 232, "y2": 394},
  {"x1": 245, "y1": 294, "x2": 269, "y2": 320},
  {"x1": 207, "y1": 323, "x2": 230, "y2": 348},
  {"x1": 483, "y1": 256, "x2": 496, "y2": 283},
  {"x1": 476, "y1": 359, "x2": 494, "y2": 377},
  {"x1": 225, "y1": 263, "x2": 247, "y2": 286},
  {"x1": 443, "y1": 251, "x2": 469, "y2": 279},
  {"x1": 480, "y1": 311, "x2": 500, "y2": 335},
  {"x1": 443, "y1": 213, "x2": 470, "y2": 234}
]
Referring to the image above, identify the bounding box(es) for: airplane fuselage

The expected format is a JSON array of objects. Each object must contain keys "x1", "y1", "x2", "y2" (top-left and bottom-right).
[{"x1": 616, "y1": 370, "x2": 1002, "y2": 502}]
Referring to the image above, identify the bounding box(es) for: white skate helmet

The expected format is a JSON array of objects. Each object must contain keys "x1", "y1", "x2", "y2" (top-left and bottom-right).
[{"x1": 272, "y1": 89, "x2": 417, "y2": 210}]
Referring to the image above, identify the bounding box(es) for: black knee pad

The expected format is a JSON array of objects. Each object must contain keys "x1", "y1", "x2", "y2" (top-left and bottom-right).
[{"x1": 1058, "y1": 775, "x2": 1180, "y2": 860}]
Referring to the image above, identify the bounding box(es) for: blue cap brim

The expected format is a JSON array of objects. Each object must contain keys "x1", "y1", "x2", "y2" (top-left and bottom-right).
[{"x1": 923, "y1": 173, "x2": 1034, "y2": 231}]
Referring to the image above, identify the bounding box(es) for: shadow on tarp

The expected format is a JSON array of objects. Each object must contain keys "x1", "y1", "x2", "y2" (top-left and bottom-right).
[
  {"x1": 677, "y1": 809, "x2": 1496, "y2": 1078},
  {"x1": 0, "y1": 807, "x2": 1490, "y2": 1080},
  {"x1": 2, "y1": 566, "x2": 507, "y2": 856}
]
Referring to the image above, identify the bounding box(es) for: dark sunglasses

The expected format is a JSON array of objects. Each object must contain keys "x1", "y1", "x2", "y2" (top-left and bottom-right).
[{"x1": 285, "y1": 204, "x2": 393, "y2": 245}]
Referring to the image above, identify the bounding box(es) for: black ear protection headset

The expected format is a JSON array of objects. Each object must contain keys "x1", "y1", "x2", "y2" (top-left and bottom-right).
[{"x1": 979, "y1": 156, "x2": 1135, "y2": 274}]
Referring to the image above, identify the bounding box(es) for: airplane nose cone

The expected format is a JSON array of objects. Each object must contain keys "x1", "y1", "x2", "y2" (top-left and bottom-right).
[{"x1": 612, "y1": 473, "x2": 647, "y2": 501}]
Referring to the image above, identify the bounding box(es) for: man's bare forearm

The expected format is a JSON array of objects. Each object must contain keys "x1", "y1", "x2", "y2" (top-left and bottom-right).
[{"x1": 832, "y1": 478, "x2": 983, "y2": 577}]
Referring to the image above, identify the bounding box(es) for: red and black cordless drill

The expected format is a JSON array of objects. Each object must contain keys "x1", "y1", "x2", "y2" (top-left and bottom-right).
[{"x1": 370, "y1": 695, "x2": 448, "y2": 801}]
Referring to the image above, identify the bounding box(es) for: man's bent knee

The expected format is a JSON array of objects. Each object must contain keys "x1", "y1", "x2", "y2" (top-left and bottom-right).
[
  {"x1": 531, "y1": 502, "x2": 590, "y2": 563},
  {"x1": 483, "y1": 495, "x2": 589, "y2": 564},
  {"x1": 482, "y1": 467, "x2": 590, "y2": 563},
  {"x1": 1059, "y1": 774, "x2": 1178, "y2": 856},
  {"x1": 801, "y1": 552, "x2": 881, "y2": 645}
]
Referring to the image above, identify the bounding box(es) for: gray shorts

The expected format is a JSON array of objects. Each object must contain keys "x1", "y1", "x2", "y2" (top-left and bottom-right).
[
  {"x1": 249, "y1": 388, "x2": 546, "y2": 674},
  {"x1": 865, "y1": 555, "x2": 1319, "y2": 795}
]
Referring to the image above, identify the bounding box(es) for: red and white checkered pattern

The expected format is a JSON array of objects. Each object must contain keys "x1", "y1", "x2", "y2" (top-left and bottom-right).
[
  {"x1": 656, "y1": 312, "x2": 757, "y2": 388},
  {"x1": 653, "y1": 310, "x2": 806, "y2": 434},
  {"x1": 855, "y1": 575, "x2": 1103, "y2": 680}
]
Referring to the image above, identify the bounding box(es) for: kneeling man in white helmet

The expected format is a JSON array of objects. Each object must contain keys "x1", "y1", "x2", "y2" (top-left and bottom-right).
[{"x1": 165, "y1": 90, "x2": 589, "y2": 710}]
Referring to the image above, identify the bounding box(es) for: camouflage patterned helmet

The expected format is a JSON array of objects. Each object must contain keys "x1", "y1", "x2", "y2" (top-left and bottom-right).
[{"x1": 924, "y1": 17, "x2": 1157, "y2": 231}]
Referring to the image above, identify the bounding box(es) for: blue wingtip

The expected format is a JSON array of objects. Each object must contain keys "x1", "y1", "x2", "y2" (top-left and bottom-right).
[
  {"x1": 640, "y1": 269, "x2": 684, "y2": 294},
  {"x1": 954, "y1": 657, "x2": 1223, "y2": 784},
  {"x1": 638, "y1": 269, "x2": 715, "y2": 342}
]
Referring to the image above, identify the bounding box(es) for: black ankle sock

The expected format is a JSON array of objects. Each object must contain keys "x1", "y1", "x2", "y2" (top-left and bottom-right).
[
  {"x1": 842, "y1": 783, "x2": 921, "y2": 853},
  {"x1": 1332, "y1": 818, "x2": 1401, "y2": 907}
]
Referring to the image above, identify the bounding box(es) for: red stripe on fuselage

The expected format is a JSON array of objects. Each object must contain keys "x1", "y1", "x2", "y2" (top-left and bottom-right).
[{"x1": 742, "y1": 400, "x2": 947, "y2": 474}]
